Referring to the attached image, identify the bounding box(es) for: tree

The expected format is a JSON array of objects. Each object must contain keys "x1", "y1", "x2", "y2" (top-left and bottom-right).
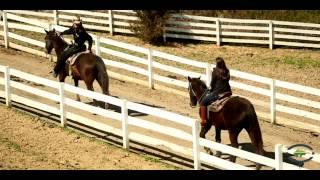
[{"x1": 130, "y1": 10, "x2": 169, "y2": 45}]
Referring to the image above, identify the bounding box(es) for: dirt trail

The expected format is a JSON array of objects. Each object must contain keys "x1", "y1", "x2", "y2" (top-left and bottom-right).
[{"x1": 0, "y1": 104, "x2": 179, "y2": 170}]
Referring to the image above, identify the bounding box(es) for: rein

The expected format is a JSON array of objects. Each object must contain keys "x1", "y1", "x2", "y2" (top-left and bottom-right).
[{"x1": 188, "y1": 81, "x2": 209, "y2": 104}]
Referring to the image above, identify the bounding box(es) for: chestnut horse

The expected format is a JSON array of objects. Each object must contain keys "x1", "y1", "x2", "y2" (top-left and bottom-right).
[
  {"x1": 187, "y1": 76, "x2": 265, "y2": 170},
  {"x1": 45, "y1": 29, "x2": 109, "y2": 109}
]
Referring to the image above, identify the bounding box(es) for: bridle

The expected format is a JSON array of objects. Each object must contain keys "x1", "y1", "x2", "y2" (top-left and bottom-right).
[{"x1": 188, "y1": 80, "x2": 208, "y2": 104}]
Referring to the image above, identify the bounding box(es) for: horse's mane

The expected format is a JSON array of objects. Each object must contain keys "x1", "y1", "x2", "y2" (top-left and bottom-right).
[
  {"x1": 57, "y1": 35, "x2": 70, "y2": 47},
  {"x1": 194, "y1": 78, "x2": 208, "y2": 90}
]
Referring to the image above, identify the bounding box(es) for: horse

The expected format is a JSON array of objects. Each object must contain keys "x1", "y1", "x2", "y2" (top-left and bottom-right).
[
  {"x1": 187, "y1": 76, "x2": 265, "y2": 170},
  {"x1": 44, "y1": 29, "x2": 109, "y2": 109}
]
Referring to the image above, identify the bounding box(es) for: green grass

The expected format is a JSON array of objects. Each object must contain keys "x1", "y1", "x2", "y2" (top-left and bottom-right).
[
  {"x1": 282, "y1": 56, "x2": 320, "y2": 69},
  {"x1": 248, "y1": 55, "x2": 320, "y2": 70},
  {"x1": 142, "y1": 154, "x2": 181, "y2": 170},
  {"x1": 0, "y1": 136, "x2": 22, "y2": 152}
]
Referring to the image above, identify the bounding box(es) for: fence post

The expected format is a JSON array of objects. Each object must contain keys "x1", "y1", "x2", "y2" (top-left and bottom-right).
[
  {"x1": 163, "y1": 26, "x2": 167, "y2": 43},
  {"x1": 206, "y1": 63, "x2": 212, "y2": 88},
  {"x1": 95, "y1": 36, "x2": 101, "y2": 56},
  {"x1": 121, "y1": 99, "x2": 129, "y2": 149},
  {"x1": 275, "y1": 144, "x2": 283, "y2": 170},
  {"x1": 270, "y1": 79, "x2": 276, "y2": 124},
  {"x1": 59, "y1": 82, "x2": 66, "y2": 127},
  {"x1": 53, "y1": 10, "x2": 59, "y2": 25},
  {"x1": 269, "y1": 20, "x2": 274, "y2": 50},
  {"x1": 216, "y1": 18, "x2": 221, "y2": 47},
  {"x1": 2, "y1": 11, "x2": 9, "y2": 49},
  {"x1": 108, "y1": 10, "x2": 114, "y2": 35},
  {"x1": 148, "y1": 48, "x2": 154, "y2": 89},
  {"x1": 192, "y1": 120, "x2": 201, "y2": 170},
  {"x1": 4, "y1": 66, "x2": 11, "y2": 107}
]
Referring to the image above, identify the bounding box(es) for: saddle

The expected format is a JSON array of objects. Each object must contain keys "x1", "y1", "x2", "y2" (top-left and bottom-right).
[
  {"x1": 65, "y1": 50, "x2": 90, "y2": 77},
  {"x1": 208, "y1": 91, "x2": 233, "y2": 112}
]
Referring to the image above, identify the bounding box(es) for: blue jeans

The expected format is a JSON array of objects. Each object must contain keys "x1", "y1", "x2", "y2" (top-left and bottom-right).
[
  {"x1": 54, "y1": 44, "x2": 86, "y2": 74},
  {"x1": 200, "y1": 91, "x2": 218, "y2": 106}
]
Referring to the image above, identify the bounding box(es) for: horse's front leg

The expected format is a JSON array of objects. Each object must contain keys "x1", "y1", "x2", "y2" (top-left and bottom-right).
[
  {"x1": 85, "y1": 81, "x2": 98, "y2": 107},
  {"x1": 74, "y1": 78, "x2": 81, "y2": 102},
  {"x1": 200, "y1": 123, "x2": 213, "y2": 155},
  {"x1": 215, "y1": 127, "x2": 222, "y2": 157},
  {"x1": 58, "y1": 72, "x2": 66, "y2": 83}
]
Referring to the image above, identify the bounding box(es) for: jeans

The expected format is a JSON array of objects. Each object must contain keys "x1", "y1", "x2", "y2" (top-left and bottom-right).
[
  {"x1": 200, "y1": 91, "x2": 218, "y2": 106},
  {"x1": 54, "y1": 45, "x2": 86, "y2": 74}
]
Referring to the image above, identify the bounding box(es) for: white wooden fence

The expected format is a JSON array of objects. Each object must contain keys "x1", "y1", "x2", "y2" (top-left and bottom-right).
[
  {"x1": 4, "y1": 10, "x2": 320, "y2": 49},
  {"x1": 0, "y1": 11, "x2": 316, "y2": 169},
  {"x1": 0, "y1": 11, "x2": 320, "y2": 135},
  {"x1": 0, "y1": 64, "x2": 310, "y2": 170}
]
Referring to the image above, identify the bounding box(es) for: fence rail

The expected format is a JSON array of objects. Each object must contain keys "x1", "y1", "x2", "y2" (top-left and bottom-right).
[
  {"x1": 0, "y1": 64, "x2": 311, "y2": 170},
  {"x1": 0, "y1": 12, "x2": 320, "y2": 169},
  {"x1": 4, "y1": 10, "x2": 320, "y2": 49},
  {"x1": 1, "y1": 11, "x2": 320, "y2": 135}
]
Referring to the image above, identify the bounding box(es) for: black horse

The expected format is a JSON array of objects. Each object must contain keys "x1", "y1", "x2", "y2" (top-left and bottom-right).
[
  {"x1": 187, "y1": 76, "x2": 265, "y2": 170},
  {"x1": 45, "y1": 29, "x2": 110, "y2": 109}
]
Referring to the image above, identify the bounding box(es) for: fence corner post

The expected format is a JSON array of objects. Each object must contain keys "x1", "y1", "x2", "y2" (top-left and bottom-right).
[
  {"x1": 53, "y1": 10, "x2": 59, "y2": 25},
  {"x1": 59, "y1": 82, "x2": 66, "y2": 127},
  {"x1": 121, "y1": 99, "x2": 129, "y2": 149},
  {"x1": 163, "y1": 26, "x2": 167, "y2": 43},
  {"x1": 206, "y1": 63, "x2": 212, "y2": 88},
  {"x1": 2, "y1": 11, "x2": 9, "y2": 49},
  {"x1": 275, "y1": 144, "x2": 283, "y2": 170},
  {"x1": 95, "y1": 36, "x2": 101, "y2": 56},
  {"x1": 192, "y1": 119, "x2": 201, "y2": 170},
  {"x1": 4, "y1": 66, "x2": 11, "y2": 107},
  {"x1": 108, "y1": 10, "x2": 114, "y2": 35},
  {"x1": 147, "y1": 48, "x2": 154, "y2": 89},
  {"x1": 216, "y1": 18, "x2": 221, "y2": 47},
  {"x1": 270, "y1": 79, "x2": 276, "y2": 124},
  {"x1": 269, "y1": 20, "x2": 274, "y2": 50}
]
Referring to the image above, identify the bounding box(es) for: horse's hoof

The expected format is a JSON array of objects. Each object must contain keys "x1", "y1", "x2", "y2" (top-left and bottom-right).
[
  {"x1": 215, "y1": 151, "x2": 222, "y2": 158},
  {"x1": 255, "y1": 164, "x2": 262, "y2": 170},
  {"x1": 205, "y1": 147, "x2": 214, "y2": 155},
  {"x1": 229, "y1": 157, "x2": 236, "y2": 163}
]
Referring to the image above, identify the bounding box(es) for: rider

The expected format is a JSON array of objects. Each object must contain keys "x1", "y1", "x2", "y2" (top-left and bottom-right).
[
  {"x1": 53, "y1": 16, "x2": 93, "y2": 78},
  {"x1": 199, "y1": 57, "x2": 232, "y2": 127}
]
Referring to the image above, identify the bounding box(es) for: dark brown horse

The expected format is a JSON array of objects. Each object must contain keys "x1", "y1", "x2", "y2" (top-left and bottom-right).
[
  {"x1": 187, "y1": 76, "x2": 265, "y2": 170},
  {"x1": 44, "y1": 29, "x2": 109, "y2": 109}
]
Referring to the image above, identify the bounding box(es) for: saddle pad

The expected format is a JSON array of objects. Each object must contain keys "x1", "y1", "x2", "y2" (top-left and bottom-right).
[
  {"x1": 66, "y1": 50, "x2": 90, "y2": 66},
  {"x1": 208, "y1": 96, "x2": 234, "y2": 112}
]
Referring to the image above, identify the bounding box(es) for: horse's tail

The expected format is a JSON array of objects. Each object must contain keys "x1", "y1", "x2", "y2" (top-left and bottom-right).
[
  {"x1": 95, "y1": 56, "x2": 109, "y2": 96},
  {"x1": 247, "y1": 102, "x2": 265, "y2": 156}
]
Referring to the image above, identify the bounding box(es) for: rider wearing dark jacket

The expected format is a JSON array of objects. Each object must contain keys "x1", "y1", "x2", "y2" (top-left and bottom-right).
[
  {"x1": 199, "y1": 57, "x2": 232, "y2": 127},
  {"x1": 53, "y1": 16, "x2": 93, "y2": 78}
]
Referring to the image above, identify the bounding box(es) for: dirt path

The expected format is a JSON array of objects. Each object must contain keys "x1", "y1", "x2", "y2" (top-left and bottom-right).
[
  {"x1": 0, "y1": 47, "x2": 319, "y2": 170},
  {"x1": 0, "y1": 104, "x2": 179, "y2": 170}
]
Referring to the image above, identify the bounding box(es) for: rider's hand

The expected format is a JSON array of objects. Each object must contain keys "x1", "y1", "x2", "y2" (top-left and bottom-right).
[{"x1": 56, "y1": 32, "x2": 61, "y2": 36}]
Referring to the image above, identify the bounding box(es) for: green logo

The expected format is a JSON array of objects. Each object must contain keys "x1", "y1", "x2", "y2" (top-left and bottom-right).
[
  {"x1": 293, "y1": 149, "x2": 306, "y2": 158},
  {"x1": 287, "y1": 144, "x2": 314, "y2": 166}
]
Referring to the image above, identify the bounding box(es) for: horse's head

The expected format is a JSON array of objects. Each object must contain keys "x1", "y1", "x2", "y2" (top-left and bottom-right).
[
  {"x1": 187, "y1": 76, "x2": 208, "y2": 108},
  {"x1": 44, "y1": 28, "x2": 59, "y2": 54},
  {"x1": 44, "y1": 29, "x2": 55, "y2": 54}
]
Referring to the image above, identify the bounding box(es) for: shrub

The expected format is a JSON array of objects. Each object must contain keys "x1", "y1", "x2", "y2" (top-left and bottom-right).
[{"x1": 130, "y1": 10, "x2": 170, "y2": 45}]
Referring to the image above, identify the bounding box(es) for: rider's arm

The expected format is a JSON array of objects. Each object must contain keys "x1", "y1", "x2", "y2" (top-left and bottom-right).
[
  {"x1": 85, "y1": 32, "x2": 93, "y2": 52},
  {"x1": 60, "y1": 26, "x2": 73, "y2": 36},
  {"x1": 210, "y1": 68, "x2": 217, "y2": 90},
  {"x1": 226, "y1": 70, "x2": 230, "y2": 81}
]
